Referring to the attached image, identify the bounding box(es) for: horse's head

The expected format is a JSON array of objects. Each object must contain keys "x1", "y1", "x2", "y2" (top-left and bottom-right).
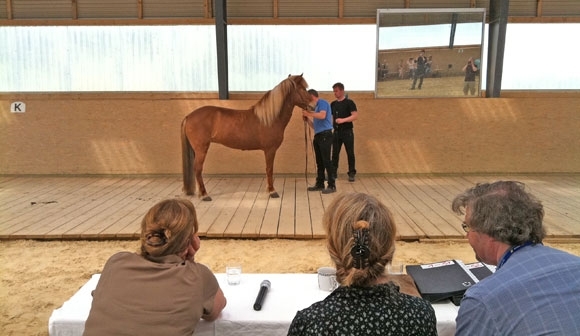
[
  {"x1": 287, "y1": 74, "x2": 311, "y2": 110},
  {"x1": 253, "y1": 74, "x2": 311, "y2": 126}
]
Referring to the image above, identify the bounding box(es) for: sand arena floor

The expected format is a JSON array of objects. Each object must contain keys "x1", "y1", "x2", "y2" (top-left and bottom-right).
[{"x1": 1, "y1": 238, "x2": 579, "y2": 335}]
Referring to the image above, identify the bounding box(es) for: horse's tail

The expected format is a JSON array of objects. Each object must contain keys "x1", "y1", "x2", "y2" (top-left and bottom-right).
[{"x1": 181, "y1": 116, "x2": 196, "y2": 195}]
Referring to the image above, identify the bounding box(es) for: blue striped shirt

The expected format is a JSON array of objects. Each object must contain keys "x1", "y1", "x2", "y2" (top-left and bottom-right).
[{"x1": 455, "y1": 244, "x2": 580, "y2": 336}]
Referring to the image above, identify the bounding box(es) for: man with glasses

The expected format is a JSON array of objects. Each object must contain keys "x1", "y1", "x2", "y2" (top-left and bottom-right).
[{"x1": 451, "y1": 181, "x2": 580, "y2": 336}]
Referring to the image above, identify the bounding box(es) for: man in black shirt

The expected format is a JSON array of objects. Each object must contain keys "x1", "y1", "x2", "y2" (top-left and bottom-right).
[
  {"x1": 331, "y1": 82, "x2": 358, "y2": 182},
  {"x1": 410, "y1": 49, "x2": 426, "y2": 90}
]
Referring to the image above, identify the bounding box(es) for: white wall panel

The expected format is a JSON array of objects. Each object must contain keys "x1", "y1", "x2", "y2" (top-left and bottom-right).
[
  {"x1": 0, "y1": 26, "x2": 218, "y2": 92},
  {"x1": 227, "y1": 25, "x2": 376, "y2": 91},
  {"x1": 0, "y1": 23, "x2": 579, "y2": 92}
]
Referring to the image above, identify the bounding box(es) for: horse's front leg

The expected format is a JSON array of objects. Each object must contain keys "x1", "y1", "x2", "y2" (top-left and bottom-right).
[
  {"x1": 194, "y1": 147, "x2": 212, "y2": 201},
  {"x1": 264, "y1": 148, "x2": 279, "y2": 198}
]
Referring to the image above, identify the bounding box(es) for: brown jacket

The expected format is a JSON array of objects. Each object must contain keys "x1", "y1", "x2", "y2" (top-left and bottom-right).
[{"x1": 84, "y1": 252, "x2": 218, "y2": 336}]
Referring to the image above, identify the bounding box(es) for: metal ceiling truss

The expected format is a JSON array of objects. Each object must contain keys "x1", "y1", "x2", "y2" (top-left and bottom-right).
[{"x1": 0, "y1": 0, "x2": 578, "y2": 26}]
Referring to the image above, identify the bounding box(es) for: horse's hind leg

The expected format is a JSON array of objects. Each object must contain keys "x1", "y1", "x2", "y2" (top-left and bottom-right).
[
  {"x1": 194, "y1": 147, "x2": 212, "y2": 201},
  {"x1": 264, "y1": 149, "x2": 279, "y2": 198}
]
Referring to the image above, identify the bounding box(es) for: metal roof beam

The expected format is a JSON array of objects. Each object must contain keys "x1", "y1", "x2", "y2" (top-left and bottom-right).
[
  {"x1": 486, "y1": 0, "x2": 509, "y2": 97},
  {"x1": 215, "y1": 0, "x2": 229, "y2": 99}
]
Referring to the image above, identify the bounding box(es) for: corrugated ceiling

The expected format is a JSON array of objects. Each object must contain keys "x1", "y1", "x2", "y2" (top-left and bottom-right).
[{"x1": 0, "y1": 0, "x2": 578, "y2": 23}]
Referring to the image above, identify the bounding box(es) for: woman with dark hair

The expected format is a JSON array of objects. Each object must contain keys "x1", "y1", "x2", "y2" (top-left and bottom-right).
[
  {"x1": 287, "y1": 192, "x2": 437, "y2": 336},
  {"x1": 84, "y1": 198, "x2": 226, "y2": 336}
]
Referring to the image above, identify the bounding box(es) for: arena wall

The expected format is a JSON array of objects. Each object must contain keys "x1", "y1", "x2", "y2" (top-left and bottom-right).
[{"x1": 1, "y1": 92, "x2": 579, "y2": 175}]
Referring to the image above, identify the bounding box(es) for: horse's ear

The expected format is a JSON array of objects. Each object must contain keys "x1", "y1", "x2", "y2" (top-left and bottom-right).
[
  {"x1": 288, "y1": 74, "x2": 291, "y2": 78},
  {"x1": 300, "y1": 73, "x2": 303, "y2": 77}
]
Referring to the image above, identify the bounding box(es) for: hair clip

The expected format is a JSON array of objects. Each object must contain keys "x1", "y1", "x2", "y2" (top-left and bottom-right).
[
  {"x1": 145, "y1": 231, "x2": 167, "y2": 247},
  {"x1": 351, "y1": 227, "x2": 370, "y2": 269}
]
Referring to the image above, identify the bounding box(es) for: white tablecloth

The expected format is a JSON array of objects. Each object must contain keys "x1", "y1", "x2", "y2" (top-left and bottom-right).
[{"x1": 49, "y1": 273, "x2": 459, "y2": 336}]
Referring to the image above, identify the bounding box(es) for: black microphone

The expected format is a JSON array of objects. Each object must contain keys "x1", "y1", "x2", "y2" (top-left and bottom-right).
[{"x1": 253, "y1": 280, "x2": 271, "y2": 311}]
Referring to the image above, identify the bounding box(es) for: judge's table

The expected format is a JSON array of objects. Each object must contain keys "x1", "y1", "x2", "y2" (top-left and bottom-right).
[{"x1": 49, "y1": 273, "x2": 459, "y2": 336}]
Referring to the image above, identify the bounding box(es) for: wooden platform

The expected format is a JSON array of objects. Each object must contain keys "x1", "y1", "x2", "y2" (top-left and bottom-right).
[{"x1": 1, "y1": 174, "x2": 579, "y2": 241}]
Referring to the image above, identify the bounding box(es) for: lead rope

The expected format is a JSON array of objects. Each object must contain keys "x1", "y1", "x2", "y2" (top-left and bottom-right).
[{"x1": 303, "y1": 118, "x2": 316, "y2": 187}]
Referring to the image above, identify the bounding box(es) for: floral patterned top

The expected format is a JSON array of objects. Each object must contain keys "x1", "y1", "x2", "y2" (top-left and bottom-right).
[{"x1": 287, "y1": 282, "x2": 437, "y2": 336}]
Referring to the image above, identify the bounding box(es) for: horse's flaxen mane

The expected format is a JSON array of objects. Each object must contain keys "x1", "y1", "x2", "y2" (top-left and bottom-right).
[{"x1": 253, "y1": 75, "x2": 308, "y2": 126}]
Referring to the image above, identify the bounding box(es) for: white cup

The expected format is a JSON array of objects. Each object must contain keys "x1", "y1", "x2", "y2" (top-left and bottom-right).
[
  {"x1": 317, "y1": 267, "x2": 338, "y2": 291},
  {"x1": 387, "y1": 262, "x2": 404, "y2": 275},
  {"x1": 226, "y1": 265, "x2": 242, "y2": 285}
]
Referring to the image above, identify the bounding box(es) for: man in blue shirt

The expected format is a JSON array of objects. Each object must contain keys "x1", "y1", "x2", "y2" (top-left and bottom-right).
[
  {"x1": 451, "y1": 181, "x2": 580, "y2": 336},
  {"x1": 302, "y1": 89, "x2": 336, "y2": 194}
]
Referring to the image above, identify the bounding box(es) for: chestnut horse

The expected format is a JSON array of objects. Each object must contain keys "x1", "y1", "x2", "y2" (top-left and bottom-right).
[{"x1": 181, "y1": 74, "x2": 310, "y2": 201}]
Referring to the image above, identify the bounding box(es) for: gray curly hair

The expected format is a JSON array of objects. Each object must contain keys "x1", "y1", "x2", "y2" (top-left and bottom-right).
[{"x1": 451, "y1": 181, "x2": 545, "y2": 245}]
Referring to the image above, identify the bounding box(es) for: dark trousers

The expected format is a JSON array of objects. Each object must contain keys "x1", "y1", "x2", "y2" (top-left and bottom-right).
[
  {"x1": 332, "y1": 128, "x2": 356, "y2": 176},
  {"x1": 411, "y1": 73, "x2": 424, "y2": 89},
  {"x1": 313, "y1": 130, "x2": 335, "y2": 187}
]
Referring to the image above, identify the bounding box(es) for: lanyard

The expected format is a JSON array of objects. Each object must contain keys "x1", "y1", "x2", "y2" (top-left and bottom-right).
[{"x1": 497, "y1": 241, "x2": 533, "y2": 269}]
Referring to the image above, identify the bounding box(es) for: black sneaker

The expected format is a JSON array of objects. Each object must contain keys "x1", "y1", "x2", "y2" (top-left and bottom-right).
[
  {"x1": 307, "y1": 185, "x2": 325, "y2": 192},
  {"x1": 348, "y1": 174, "x2": 355, "y2": 182},
  {"x1": 322, "y1": 186, "x2": 336, "y2": 194}
]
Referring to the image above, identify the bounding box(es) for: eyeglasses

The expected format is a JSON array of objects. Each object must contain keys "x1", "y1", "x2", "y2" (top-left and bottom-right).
[{"x1": 461, "y1": 222, "x2": 470, "y2": 233}]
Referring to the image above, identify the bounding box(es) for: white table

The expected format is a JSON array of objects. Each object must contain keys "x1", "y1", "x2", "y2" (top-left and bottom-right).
[{"x1": 49, "y1": 273, "x2": 459, "y2": 336}]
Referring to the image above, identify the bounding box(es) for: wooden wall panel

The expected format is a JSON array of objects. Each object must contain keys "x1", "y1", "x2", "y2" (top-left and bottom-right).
[
  {"x1": 77, "y1": 0, "x2": 137, "y2": 19},
  {"x1": 278, "y1": 0, "x2": 338, "y2": 18},
  {"x1": 227, "y1": 0, "x2": 273, "y2": 18},
  {"x1": 508, "y1": 0, "x2": 538, "y2": 16},
  {"x1": 1, "y1": 93, "x2": 579, "y2": 175},
  {"x1": 143, "y1": 0, "x2": 205, "y2": 18},
  {"x1": 541, "y1": 0, "x2": 580, "y2": 16},
  {"x1": 11, "y1": 0, "x2": 71, "y2": 19},
  {"x1": 2, "y1": 0, "x2": 580, "y2": 25},
  {"x1": 0, "y1": 0, "x2": 7, "y2": 18}
]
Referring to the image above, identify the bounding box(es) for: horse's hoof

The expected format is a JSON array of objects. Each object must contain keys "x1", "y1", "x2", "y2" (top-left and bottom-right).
[
  {"x1": 270, "y1": 192, "x2": 279, "y2": 198},
  {"x1": 202, "y1": 195, "x2": 212, "y2": 202}
]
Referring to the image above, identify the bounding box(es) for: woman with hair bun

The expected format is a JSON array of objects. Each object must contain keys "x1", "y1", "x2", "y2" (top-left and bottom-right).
[
  {"x1": 288, "y1": 192, "x2": 437, "y2": 336},
  {"x1": 84, "y1": 198, "x2": 226, "y2": 336}
]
